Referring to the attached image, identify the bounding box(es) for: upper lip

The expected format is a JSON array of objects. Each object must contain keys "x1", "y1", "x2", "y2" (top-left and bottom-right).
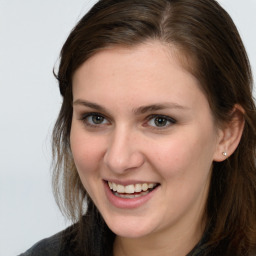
[{"x1": 104, "y1": 179, "x2": 160, "y2": 186}]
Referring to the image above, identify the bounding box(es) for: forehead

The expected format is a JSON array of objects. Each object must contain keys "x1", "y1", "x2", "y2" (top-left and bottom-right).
[
  {"x1": 72, "y1": 40, "x2": 199, "y2": 91},
  {"x1": 71, "y1": 41, "x2": 212, "y2": 122}
]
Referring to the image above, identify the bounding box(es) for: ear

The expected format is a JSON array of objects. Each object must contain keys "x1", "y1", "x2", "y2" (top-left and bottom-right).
[{"x1": 213, "y1": 104, "x2": 245, "y2": 162}]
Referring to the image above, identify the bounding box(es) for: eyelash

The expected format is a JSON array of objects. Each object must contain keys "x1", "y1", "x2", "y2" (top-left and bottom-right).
[
  {"x1": 79, "y1": 112, "x2": 109, "y2": 128},
  {"x1": 145, "y1": 114, "x2": 176, "y2": 129},
  {"x1": 79, "y1": 112, "x2": 176, "y2": 129}
]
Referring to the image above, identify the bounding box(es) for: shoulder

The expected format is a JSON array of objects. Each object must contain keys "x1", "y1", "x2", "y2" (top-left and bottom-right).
[{"x1": 18, "y1": 230, "x2": 74, "y2": 256}]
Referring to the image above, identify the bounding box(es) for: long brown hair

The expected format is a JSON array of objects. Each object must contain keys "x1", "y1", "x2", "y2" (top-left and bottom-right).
[{"x1": 52, "y1": 0, "x2": 256, "y2": 255}]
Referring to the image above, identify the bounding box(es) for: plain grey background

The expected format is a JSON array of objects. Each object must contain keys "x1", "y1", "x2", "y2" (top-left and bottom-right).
[{"x1": 0, "y1": 1, "x2": 255, "y2": 255}]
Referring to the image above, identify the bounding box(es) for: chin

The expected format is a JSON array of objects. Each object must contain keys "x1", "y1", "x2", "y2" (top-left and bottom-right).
[
  {"x1": 111, "y1": 227, "x2": 151, "y2": 239},
  {"x1": 104, "y1": 215, "x2": 156, "y2": 238}
]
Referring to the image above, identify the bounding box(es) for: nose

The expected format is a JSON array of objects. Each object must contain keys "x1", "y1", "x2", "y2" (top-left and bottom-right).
[{"x1": 103, "y1": 127, "x2": 145, "y2": 174}]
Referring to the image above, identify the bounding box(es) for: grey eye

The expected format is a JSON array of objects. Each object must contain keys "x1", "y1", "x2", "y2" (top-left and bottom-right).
[
  {"x1": 90, "y1": 115, "x2": 105, "y2": 124},
  {"x1": 147, "y1": 115, "x2": 176, "y2": 128},
  {"x1": 83, "y1": 114, "x2": 109, "y2": 126},
  {"x1": 153, "y1": 117, "x2": 168, "y2": 127}
]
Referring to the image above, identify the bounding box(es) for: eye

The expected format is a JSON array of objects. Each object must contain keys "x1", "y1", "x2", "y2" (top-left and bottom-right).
[
  {"x1": 147, "y1": 115, "x2": 176, "y2": 128},
  {"x1": 80, "y1": 113, "x2": 109, "y2": 127},
  {"x1": 89, "y1": 115, "x2": 106, "y2": 125}
]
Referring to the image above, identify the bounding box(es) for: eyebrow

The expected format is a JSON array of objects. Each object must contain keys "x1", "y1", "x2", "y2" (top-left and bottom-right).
[
  {"x1": 133, "y1": 103, "x2": 189, "y2": 114},
  {"x1": 73, "y1": 99, "x2": 107, "y2": 112},
  {"x1": 73, "y1": 99, "x2": 189, "y2": 114}
]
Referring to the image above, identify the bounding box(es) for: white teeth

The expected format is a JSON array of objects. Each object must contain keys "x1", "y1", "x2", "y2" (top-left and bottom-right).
[
  {"x1": 114, "y1": 191, "x2": 149, "y2": 199},
  {"x1": 112, "y1": 183, "x2": 117, "y2": 192},
  {"x1": 117, "y1": 184, "x2": 125, "y2": 193},
  {"x1": 125, "y1": 184, "x2": 135, "y2": 193},
  {"x1": 148, "y1": 183, "x2": 154, "y2": 189},
  {"x1": 135, "y1": 184, "x2": 142, "y2": 192},
  {"x1": 142, "y1": 183, "x2": 148, "y2": 191},
  {"x1": 108, "y1": 181, "x2": 113, "y2": 190},
  {"x1": 107, "y1": 181, "x2": 157, "y2": 194}
]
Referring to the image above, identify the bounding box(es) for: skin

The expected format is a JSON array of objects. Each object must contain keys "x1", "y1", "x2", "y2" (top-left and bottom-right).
[{"x1": 70, "y1": 41, "x2": 225, "y2": 256}]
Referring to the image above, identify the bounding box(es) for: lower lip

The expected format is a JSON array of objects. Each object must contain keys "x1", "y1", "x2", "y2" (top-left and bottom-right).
[{"x1": 104, "y1": 182, "x2": 159, "y2": 209}]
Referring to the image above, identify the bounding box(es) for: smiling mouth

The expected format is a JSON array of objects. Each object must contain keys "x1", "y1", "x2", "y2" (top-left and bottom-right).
[{"x1": 107, "y1": 181, "x2": 159, "y2": 199}]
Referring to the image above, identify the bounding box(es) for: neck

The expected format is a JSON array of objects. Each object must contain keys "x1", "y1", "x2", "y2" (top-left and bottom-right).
[{"x1": 113, "y1": 219, "x2": 205, "y2": 256}]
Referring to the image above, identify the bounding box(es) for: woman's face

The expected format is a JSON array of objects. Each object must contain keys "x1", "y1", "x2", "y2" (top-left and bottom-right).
[{"x1": 70, "y1": 41, "x2": 222, "y2": 239}]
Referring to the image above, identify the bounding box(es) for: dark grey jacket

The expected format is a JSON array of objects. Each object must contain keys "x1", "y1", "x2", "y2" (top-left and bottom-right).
[
  {"x1": 17, "y1": 226, "x2": 230, "y2": 256},
  {"x1": 18, "y1": 232, "x2": 68, "y2": 256}
]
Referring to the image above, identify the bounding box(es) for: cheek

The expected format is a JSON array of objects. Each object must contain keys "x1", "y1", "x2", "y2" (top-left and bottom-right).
[
  {"x1": 150, "y1": 130, "x2": 215, "y2": 180},
  {"x1": 70, "y1": 127, "x2": 106, "y2": 200},
  {"x1": 149, "y1": 131, "x2": 215, "y2": 218},
  {"x1": 70, "y1": 125, "x2": 105, "y2": 176}
]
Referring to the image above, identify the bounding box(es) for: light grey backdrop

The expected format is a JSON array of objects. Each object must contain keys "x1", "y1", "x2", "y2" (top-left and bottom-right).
[{"x1": 0, "y1": 1, "x2": 255, "y2": 255}]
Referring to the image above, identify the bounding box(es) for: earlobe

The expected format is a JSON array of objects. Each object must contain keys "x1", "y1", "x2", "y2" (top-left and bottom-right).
[{"x1": 213, "y1": 105, "x2": 245, "y2": 162}]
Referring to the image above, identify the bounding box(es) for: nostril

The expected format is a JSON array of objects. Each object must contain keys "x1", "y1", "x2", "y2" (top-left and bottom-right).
[{"x1": 104, "y1": 149, "x2": 145, "y2": 173}]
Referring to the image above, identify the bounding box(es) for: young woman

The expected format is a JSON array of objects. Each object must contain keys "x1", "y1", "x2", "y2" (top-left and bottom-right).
[{"x1": 20, "y1": 0, "x2": 256, "y2": 255}]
